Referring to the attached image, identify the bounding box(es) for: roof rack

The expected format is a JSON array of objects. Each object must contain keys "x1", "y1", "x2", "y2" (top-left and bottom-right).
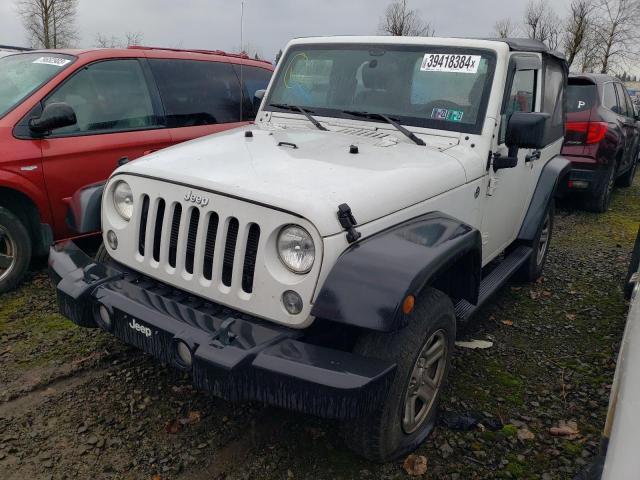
[
  {"x1": 127, "y1": 45, "x2": 272, "y2": 64},
  {"x1": 0, "y1": 44, "x2": 32, "y2": 51}
]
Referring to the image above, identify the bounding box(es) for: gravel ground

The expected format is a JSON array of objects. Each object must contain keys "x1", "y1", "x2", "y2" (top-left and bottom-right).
[{"x1": 0, "y1": 179, "x2": 638, "y2": 480}]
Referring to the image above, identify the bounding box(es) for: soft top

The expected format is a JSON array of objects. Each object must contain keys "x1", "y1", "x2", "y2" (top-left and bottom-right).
[{"x1": 481, "y1": 37, "x2": 566, "y2": 61}]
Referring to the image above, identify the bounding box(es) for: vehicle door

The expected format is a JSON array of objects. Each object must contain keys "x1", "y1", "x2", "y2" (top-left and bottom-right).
[
  {"x1": 481, "y1": 54, "x2": 541, "y2": 262},
  {"x1": 615, "y1": 82, "x2": 639, "y2": 171},
  {"x1": 147, "y1": 59, "x2": 250, "y2": 145},
  {"x1": 528, "y1": 56, "x2": 566, "y2": 196},
  {"x1": 36, "y1": 58, "x2": 172, "y2": 239}
]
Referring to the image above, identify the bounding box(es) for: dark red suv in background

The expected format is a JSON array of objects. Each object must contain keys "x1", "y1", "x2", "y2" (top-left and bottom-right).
[
  {"x1": 562, "y1": 73, "x2": 639, "y2": 212},
  {"x1": 0, "y1": 46, "x2": 273, "y2": 292}
]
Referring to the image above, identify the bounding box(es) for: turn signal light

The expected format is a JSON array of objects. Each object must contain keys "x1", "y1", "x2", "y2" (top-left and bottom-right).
[
  {"x1": 565, "y1": 121, "x2": 608, "y2": 144},
  {"x1": 402, "y1": 295, "x2": 416, "y2": 314}
]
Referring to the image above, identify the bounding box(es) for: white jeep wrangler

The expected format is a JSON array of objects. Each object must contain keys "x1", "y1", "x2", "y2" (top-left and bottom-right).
[{"x1": 50, "y1": 36, "x2": 570, "y2": 461}]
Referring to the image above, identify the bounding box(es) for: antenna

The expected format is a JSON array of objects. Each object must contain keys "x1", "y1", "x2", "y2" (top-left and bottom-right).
[{"x1": 240, "y1": 0, "x2": 245, "y2": 121}]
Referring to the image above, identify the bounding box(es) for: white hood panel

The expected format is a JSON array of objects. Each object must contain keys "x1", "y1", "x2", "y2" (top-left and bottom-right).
[{"x1": 121, "y1": 126, "x2": 468, "y2": 236}]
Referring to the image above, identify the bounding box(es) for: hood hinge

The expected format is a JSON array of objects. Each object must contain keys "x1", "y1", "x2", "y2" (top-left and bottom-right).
[{"x1": 337, "y1": 203, "x2": 362, "y2": 243}]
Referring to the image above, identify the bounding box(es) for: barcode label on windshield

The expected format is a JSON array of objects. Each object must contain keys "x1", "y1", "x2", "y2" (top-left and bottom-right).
[
  {"x1": 32, "y1": 56, "x2": 71, "y2": 67},
  {"x1": 420, "y1": 54, "x2": 481, "y2": 73}
]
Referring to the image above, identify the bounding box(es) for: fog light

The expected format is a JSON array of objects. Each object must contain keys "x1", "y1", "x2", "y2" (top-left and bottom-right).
[
  {"x1": 97, "y1": 304, "x2": 112, "y2": 330},
  {"x1": 282, "y1": 290, "x2": 303, "y2": 315},
  {"x1": 106, "y1": 230, "x2": 118, "y2": 250},
  {"x1": 175, "y1": 341, "x2": 193, "y2": 368}
]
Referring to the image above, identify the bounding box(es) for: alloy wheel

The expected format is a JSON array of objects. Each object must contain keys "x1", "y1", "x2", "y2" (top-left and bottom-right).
[
  {"x1": 0, "y1": 226, "x2": 17, "y2": 283},
  {"x1": 402, "y1": 329, "x2": 448, "y2": 434},
  {"x1": 536, "y1": 212, "x2": 551, "y2": 265}
]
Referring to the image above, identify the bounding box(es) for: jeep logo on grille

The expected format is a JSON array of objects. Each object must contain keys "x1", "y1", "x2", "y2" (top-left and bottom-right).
[
  {"x1": 184, "y1": 190, "x2": 210, "y2": 207},
  {"x1": 128, "y1": 318, "x2": 152, "y2": 338}
]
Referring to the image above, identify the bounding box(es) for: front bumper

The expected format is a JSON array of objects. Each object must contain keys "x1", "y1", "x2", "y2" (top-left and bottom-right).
[{"x1": 49, "y1": 242, "x2": 395, "y2": 419}]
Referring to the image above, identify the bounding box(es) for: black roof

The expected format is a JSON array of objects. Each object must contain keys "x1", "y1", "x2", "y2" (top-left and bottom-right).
[{"x1": 481, "y1": 37, "x2": 566, "y2": 61}]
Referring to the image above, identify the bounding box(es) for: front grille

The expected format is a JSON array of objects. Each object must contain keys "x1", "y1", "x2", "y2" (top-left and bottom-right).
[{"x1": 137, "y1": 197, "x2": 260, "y2": 294}]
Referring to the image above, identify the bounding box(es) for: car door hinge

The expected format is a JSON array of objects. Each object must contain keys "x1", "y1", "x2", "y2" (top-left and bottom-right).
[{"x1": 337, "y1": 203, "x2": 361, "y2": 243}]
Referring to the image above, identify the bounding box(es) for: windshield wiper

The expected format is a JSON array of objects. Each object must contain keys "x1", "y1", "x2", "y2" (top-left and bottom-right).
[
  {"x1": 268, "y1": 103, "x2": 328, "y2": 131},
  {"x1": 342, "y1": 110, "x2": 426, "y2": 146}
]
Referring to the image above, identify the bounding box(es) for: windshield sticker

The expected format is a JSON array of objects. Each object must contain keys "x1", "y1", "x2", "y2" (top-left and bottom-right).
[
  {"x1": 32, "y1": 56, "x2": 71, "y2": 67},
  {"x1": 431, "y1": 108, "x2": 464, "y2": 122},
  {"x1": 420, "y1": 54, "x2": 481, "y2": 74}
]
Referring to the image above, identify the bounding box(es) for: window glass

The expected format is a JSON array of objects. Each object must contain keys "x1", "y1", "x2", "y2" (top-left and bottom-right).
[
  {"x1": 566, "y1": 83, "x2": 597, "y2": 112},
  {"x1": 265, "y1": 45, "x2": 496, "y2": 133},
  {"x1": 615, "y1": 83, "x2": 634, "y2": 118},
  {"x1": 500, "y1": 69, "x2": 535, "y2": 143},
  {"x1": 45, "y1": 59, "x2": 157, "y2": 134},
  {"x1": 625, "y1": 89, "x2": 637, "y2": 118},
  {"x1": 232, "y1": 64, "x2": 273, "y2": 119},
  {"x1": 149, "y1": 59, "x2": 242, "y2": 127},
  {"x1": 542, "y1": 60, "x2": 565, "y2": 143},
  {"x1": 603, "y1": 83, "x2": 618, "y2": 111},
  {"x1": 0, "y1": 52, "x2": 75, "y2": 118}
]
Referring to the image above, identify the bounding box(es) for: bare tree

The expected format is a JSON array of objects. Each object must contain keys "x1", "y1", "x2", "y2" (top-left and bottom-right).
[
  {"x1": 94, "y1": 32, "x2": 144, "y2": 49},
  {"x1": 493, "y1": 18, "x2": 517, "y2": 38},
  {"x1": 564, "y1": 0, "x2": 594, "y2": 67},
  {"x1": 379, "y1": 0, "x2": 434, "y2": 36},
  {"x1": 124, "y1": 32, "x2": 144, "y2": 47},
  {"x1": 592, "y1": 0, "x2": 640, "y2": 73},
  {"x1": 523, "y1": 0, "x2": 561, "y2": 49},
  {"x1": 578, "y1": 25, "x2": 601, "y2": 71},
  {"x1": 16, "y1": 0, "x2": 78, "y2": 48}
]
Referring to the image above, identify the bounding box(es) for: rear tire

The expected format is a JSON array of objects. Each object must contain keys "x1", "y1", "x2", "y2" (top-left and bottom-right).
[
  {"x1": 585, "y1": 163, "x2": 616, "y2": 212},
  {"x1": 617, "y1": 156, "x2": 638, "y2": 188},
  {"x1": 515, "y1": 200, "x2": 554, "y2": 283},
  {"x1": 342, "y1": 288, "x2": 455, "y2": 462},
  {"x1": 0, "y1": 206, "x2": 32, "y2": 293}
]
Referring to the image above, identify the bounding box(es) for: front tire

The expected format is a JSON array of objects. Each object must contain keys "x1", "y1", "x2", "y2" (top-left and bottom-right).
[
  {"x1": 95, "y1": 243, "x2": 110, "y2": 263},
  {"x1": 0, "y1": 206, "x2": 32, "y2": 293},
  {"x1": 342, "y1": 288, "x2": 455, "y2": 462},
  {"x1": 515, "y1": 199, "x2": 554, "y2": 283}
]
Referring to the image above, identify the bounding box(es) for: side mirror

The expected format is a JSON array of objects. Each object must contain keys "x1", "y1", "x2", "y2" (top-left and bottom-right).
[
  {"x1": 29, "y1": 102, "x2": 77, "y2": 135},
  {"x1": 505, "y1": 112, "x2": 550, "y2": 150},
  {"x1": 253, "y1": 89, "x2": 266, "y2": 108},
  {"x1": 493, "y1": 112, "x2": 549, "y2": 171}
]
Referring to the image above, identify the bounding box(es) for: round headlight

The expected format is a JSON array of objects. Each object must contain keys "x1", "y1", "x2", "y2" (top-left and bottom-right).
[
  {"x1": 112, "y1": 181, "x2": 134, "y2": 221},
  {"x1": 277, "y1": 225, "x2": 315, "y2": 274}
]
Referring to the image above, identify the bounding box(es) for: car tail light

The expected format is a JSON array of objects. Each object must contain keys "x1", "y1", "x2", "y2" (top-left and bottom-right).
[{"x1": 565, "y1": 121, "x2": 608, "y2": 144}]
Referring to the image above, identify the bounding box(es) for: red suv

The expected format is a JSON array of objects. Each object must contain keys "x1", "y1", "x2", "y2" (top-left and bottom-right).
[
  {"x1": 562, "y1": 74, "x2": 640, "y2": 212},
  {"x1": 0, "y1": 46, "x2": 273, "y2": 292}
]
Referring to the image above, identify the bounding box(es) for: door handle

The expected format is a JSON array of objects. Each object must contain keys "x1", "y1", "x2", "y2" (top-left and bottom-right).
[{"x1": 525, "y1": 150, "x2": 541, "y2": 162}]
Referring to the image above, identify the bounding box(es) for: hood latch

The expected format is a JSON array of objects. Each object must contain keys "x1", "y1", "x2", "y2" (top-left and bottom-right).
[{"x1": 337, "y1": 203, "x2": 361, "y2": 243}]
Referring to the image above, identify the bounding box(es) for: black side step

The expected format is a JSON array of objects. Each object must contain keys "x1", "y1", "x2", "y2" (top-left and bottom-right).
[{"x1": 454, "y1": 245, "x2": 532, "y2": 321}]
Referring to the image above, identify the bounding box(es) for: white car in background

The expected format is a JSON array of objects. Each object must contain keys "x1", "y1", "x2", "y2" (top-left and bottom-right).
[
  {"x1": 580, "y1": 227, "x2": 640, "y2": 479},
  {"x1": 597, "y1": 227, "x2": 640, "y2": 479}
]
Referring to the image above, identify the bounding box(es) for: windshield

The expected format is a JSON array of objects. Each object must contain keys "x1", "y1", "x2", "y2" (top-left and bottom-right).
[
  {"x1": 0, "y1": 53, "x2": 75, "y2": 118},
  {"x1": 265, "y1": 44, "x2": 496, "y2": 134}
]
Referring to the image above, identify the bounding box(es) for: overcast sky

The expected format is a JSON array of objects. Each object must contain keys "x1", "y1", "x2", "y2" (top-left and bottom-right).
[{"x1": 0, "y1": 0, "x2": 574, "y2": 60}]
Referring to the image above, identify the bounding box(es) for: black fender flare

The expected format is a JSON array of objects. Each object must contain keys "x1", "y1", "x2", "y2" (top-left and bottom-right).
[
  {"x1": 311, "y1": 212, "x2": 481, "y2": 332},
  {"x1": 517, "y1": 155, "x2": 571, "y2": 243},
  {"x1": 66, "y1": 182, "x2": 105, "y2": 234}
]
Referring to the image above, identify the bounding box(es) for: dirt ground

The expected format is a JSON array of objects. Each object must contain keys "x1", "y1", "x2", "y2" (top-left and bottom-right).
[{"x1": 1, "y1": 179, "x2": 638, "y2": 480}]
